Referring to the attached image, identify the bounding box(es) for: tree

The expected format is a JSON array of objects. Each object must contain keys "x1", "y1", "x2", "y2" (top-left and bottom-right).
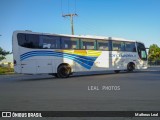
[
  {"x1": 0, "y1": 47, "x2": 10, "y2": 61},
  {"x1": 148, "y1": 44, "x2": 160, "y2": 61}
]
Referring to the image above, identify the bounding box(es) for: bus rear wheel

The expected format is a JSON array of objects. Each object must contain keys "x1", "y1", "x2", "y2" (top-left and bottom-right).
[
  {"x1": 57, "y1": 64, "x2": 71, "y2": 78},
  {"x1": 127, "y1": 63, "x2": 135, "y2": 72}
]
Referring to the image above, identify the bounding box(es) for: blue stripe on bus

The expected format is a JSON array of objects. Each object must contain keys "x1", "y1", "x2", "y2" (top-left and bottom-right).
[
  {"x1": 20, "y1": 51, "x2": 97, "y2": 61},
  {"x1": 20, "y1": 51, "x2": 98, "y2": 69},
  {"x1": 21, "y1": 52, "x2": 96, "y2": 62}
]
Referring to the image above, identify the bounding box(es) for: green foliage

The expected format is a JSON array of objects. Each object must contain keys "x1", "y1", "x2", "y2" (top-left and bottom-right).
[
  {"x1": 0, "y1": 47, "x2": 10, "y2": 61},
  {"x1": 0, "y1": 67, "x2": 14, "y2": 74},
  {"x1": 148, "y1": 44, "x2": 160, "y2": 61}
]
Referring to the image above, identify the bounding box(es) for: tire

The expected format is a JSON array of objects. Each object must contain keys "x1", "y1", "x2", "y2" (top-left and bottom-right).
[
  {"x1": 57, "y1": 64, "x2": 71, "y2": 78},
  {"x1": 54, "y1": 73, "x2": 59, "y2": 78},
  {"x1": 127, "y1": 63, "x2": 135, "y2": 72},
  {"x1": 114, "y1": 70, "x2": 120, "y2": 73}
]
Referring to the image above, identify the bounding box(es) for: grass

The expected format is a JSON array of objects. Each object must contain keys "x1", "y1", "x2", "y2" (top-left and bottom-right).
[{"x1": 0, "y1": 67, "x2": 14, "y2": 75}]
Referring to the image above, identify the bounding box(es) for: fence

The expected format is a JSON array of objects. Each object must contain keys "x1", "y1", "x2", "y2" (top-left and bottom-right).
[{"x1": 148, "y1": 60, "x2": 160, "y2": 66}]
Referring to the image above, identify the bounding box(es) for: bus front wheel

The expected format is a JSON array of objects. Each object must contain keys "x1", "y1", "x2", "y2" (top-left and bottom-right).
[
  {"x1": 127, "y1": 63, "x2": 135, "y2": 72},
  {"x1": 57, "y1": 64, "x2": 71, "y2": 78}
]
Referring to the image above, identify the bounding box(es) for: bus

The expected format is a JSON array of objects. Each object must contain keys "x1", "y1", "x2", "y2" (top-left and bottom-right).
[{"x1": 12, "y1": 30, "x2": 148, "y2": 78}]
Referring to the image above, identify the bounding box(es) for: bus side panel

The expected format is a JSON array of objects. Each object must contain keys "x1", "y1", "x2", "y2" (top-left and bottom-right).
[
  {"x1": 21, "y1": 60, "x2": 37, "y2": 74},
  {"x1": 94, "y1": 51, "x2": 109, "y2": 71},
  {"x1": 37, "y1": 59, "x2": 52, "y2": 73},
  {"x1": 75, "y1": 62, "x2": 88, "y2": 72},
  {"x1": 110, "y1": 51, "x2": 138, "y2": 70},
  {"x1": 111, "y1": 51, "x2": 126, "y2": 70},
  {"x1": 20, "y1": 58, "x2": 53, "y2": 74}
]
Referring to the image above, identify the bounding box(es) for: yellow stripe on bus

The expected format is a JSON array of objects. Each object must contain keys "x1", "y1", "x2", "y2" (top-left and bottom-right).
[{"x1": 55, "y1": 50, "x2": 102, "y2": 57}]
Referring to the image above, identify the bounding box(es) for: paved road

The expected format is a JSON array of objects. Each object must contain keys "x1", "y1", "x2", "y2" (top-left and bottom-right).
[{"x1": 0, "y1": 68, "x2": 160, "y2": 120}]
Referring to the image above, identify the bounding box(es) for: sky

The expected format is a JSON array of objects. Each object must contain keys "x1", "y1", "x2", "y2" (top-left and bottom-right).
[{"x1": 0, "y1": 0, "x2": 160, "y2": 62}]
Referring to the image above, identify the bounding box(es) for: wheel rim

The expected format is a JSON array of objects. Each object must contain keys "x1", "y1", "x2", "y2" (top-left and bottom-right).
[
  {"x1": 59, "y1": 65, "x2": 70, "y2": 77},
  {"x1": 128, "y1": 63, "x2": 134, "y2": 71}
]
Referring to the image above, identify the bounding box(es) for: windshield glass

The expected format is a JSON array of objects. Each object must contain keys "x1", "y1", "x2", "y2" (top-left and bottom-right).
[{"x1": 137, "y1": 42, "x2": 147, "y2": 61}]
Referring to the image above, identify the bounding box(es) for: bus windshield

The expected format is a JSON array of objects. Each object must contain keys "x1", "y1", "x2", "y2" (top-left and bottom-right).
[{"x1": 137, "y1": 42, "x2": 147, "y2": 61}]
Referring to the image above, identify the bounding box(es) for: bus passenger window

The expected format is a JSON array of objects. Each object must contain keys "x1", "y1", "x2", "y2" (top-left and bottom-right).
[
  {"x1": 61, "y1": 37, "x2": 79, "y2": 49},
  {"x1": 81, "y1": 39, "x2": 96, "y2": 50},
  {"x1": 17, "y1": 33, "x2": 26, "y2": 47},
  {"x1": 17, "y1": 33, "x2": 40, "y2": 48},
  {"x1": 17, "y1": 34, "x2": 39, "y2": 48},
  {"x1": 39, "y1": 36, "x2": 60, "y2": 49},
  {"x1": 125, "y1": 42, "x2": 136, "y2": 52},
  {"x1": 112, "y1": 41, "x2": 125, "y2": 51},
  {"x1": 97, "y1": 40, "x2": 109, "y2": 50}
]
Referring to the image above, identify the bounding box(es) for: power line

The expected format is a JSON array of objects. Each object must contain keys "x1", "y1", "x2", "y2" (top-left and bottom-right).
[
  {"x1": 61, "y1": 0, "x2": 77, "y2": 15},
  {"x1": 68, "y1": 0, "x2": 69, "y2": 14},
  {"x1": 74, "y1": 0, "x2": 77, "y2": 14},
  {"x1": 61, "y1": 0, "x2": 63, "y2": 15}
]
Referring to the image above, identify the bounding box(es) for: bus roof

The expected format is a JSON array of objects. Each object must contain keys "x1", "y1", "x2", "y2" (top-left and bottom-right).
[{"x1": 13, "y1": 30, "x2": 142, "y2": 43}]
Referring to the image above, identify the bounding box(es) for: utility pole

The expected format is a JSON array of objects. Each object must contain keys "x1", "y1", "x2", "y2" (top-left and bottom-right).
[{"x1": 62, "y1": 13, "x2": 77, "y2": 35}]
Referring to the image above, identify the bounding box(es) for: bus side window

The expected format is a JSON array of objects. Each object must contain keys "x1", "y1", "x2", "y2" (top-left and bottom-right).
[
  {"x1": 39, "y1": 36, "x2": 60, "y2": 49},
  {"x1": 125, "y1": 42, "x2": 136, "y2": 52},
  {"x1": 25, "y1": 34, "x2": 39, "y2": 48},
  {"x1": 17, "y1": 33, "x2": 26, "y2": 47},
  {"x1": 81, "y1": 39, "x2": 96, "y2": 50},
  {"x1": 112, "y1": 41, "x2": 125, "y2": 51},
  {"x1": 61, "y1": 37, "x2": 79, "y2": 49},
  {"x1": 97, "y1": 40, "x2": 109, "y2": 50},
  {"x1": 18, "y1": 33, "x2": 39, "y2": 48}
]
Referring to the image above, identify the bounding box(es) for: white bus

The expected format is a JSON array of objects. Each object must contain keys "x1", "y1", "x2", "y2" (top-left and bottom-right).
[{"x1": 12, "y1": 30, "x2": 148, "y2": 78}]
